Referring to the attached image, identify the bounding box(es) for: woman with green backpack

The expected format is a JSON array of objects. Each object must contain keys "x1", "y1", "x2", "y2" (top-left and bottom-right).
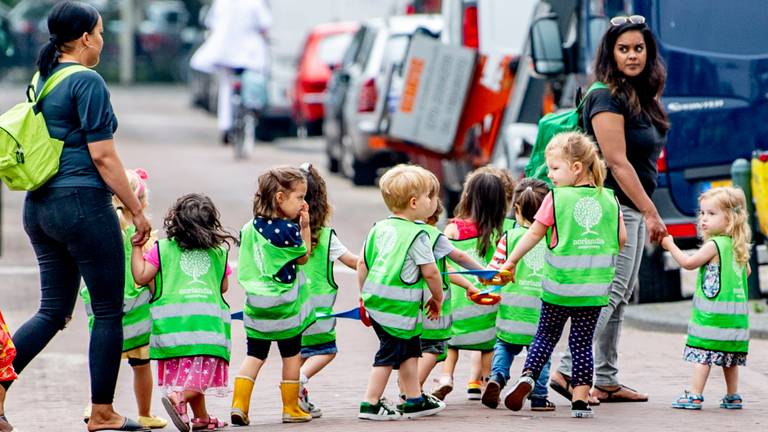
[{"x1": 0, "y1": 2, "x2": 152, "y2": 431}]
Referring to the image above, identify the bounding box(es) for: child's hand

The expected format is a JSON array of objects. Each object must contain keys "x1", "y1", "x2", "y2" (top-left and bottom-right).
[
  {"x1": 299, "y1": 202, "x2": 310, "y2": 229},
  {"x1": 465, "y1": 286, "x2": 481, "y2": 299},
  {"x1": 425, "y1": 297, "x2": 441, "y2": 320},
  {"x1": 661, "y1": 235, "x2": 675, "y2": 251},
  {"x1": 499, "y1": 262, "x2": 516, "y2": 284}
]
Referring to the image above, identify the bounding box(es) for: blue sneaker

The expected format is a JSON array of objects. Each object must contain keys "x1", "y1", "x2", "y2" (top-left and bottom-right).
[
  {"x1": 671, "y1": 391, "x2": 703, "y2": 410},
  {"x1": 720, "y1": 393, "x2": 743, "y2": 409}
]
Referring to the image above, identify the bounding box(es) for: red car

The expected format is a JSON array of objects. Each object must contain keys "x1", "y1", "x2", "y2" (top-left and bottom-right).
[{"x1": 292, "y1": 21, "x2": 358, "y2": 136}]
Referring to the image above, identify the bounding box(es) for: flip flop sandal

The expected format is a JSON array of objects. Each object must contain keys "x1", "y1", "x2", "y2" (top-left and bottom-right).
[
  {"x1": 162, "y1": 393, "x2": 190, "y2": 432},
  {"x1": 720, "y1": 393, "x2": 743, "y2": 409},
  {"x1": 0, "y1": 414, "x2": 13, "y2": 432},
  {"x1": 595, "y1": 385, "x2": 648, "y2": 403},
  {"x1": 87, "y1": 417, "x2": 151, "y2": 431},
  {"x1": 671, "y1": 391, "x2": 703, "y2": 410},
  {"x1": 191, "y1": 416, "x2": 228, "y2": 430}
]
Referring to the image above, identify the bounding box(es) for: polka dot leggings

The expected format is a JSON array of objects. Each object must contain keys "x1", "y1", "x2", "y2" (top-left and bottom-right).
[{"x1": 524, "y1": 302, "x2": 602, "y2": 388}]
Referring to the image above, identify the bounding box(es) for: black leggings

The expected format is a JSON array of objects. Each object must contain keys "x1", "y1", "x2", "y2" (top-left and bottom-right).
[
  {"x1": 524, "y1": 302, "x2": 602, "y2": 388},
  {"x1": 247, "y1": 335, "x2": 302, "y2": 360},
  {"x1": 1, "y1": 188, "x2": 124, "y2": 405}
]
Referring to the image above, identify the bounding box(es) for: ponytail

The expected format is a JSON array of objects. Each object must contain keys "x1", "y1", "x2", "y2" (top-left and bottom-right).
[{"x1": 37, "y1": 1, "x2": 99, "y2": 77}]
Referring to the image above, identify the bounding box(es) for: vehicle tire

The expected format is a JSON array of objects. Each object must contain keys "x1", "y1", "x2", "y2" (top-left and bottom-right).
[
  {"x1": 327, "y1": 144, "x2": 340, "y2": 173},
  {"x1": 255, "y1": 120, "x2": 276, "y2": 142},
  {"x1": 351, "y1": 157, "x2": 377, "y2": 186},
  {"x1": 637, "y1": 245, "x2": 683, "y2": 303}
]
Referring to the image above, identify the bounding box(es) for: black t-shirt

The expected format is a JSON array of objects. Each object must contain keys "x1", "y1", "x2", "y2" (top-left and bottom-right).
[
  {"x1": 582, "y1": 88, "x2": 666, "y2": 211},
  {"x1": 36, "y1": 62, "x2": 118, "y2": 189}
]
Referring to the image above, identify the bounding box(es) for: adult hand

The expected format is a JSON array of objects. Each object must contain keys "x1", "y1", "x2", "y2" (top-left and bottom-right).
[
  {"x1": 643, "y1": 209, "x2": 667, "y2": 244},
  {"x1": 131, "y1": 211, "x2": 152, "y2": 246}
]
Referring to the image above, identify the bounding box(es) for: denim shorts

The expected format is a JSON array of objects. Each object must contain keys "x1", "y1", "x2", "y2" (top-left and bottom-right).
[
  {"x1": 420, "y1": 338, "x2": 446, "y2": 356},
  {"x1": 300, "y1": 340, "x2": 338, "y2": 359}
]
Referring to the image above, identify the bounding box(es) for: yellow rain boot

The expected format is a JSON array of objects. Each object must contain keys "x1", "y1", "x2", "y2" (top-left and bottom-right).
[
  {"x1": 280, "y1": 380, "x2": 312, "y2": 423},
  {"x1": 231, "y1": 376, "x2": 255, "y2": 426}
]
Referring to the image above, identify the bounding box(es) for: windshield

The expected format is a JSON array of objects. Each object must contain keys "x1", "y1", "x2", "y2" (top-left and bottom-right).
[
  {"x1": 384, "y1": 34, "x2": 410, "y2": 65},
  {"x1": 317, "y1": 32, "x2": 353, "y2": 66},
  {"x1": 658, "y1": 0, "x2": 768, "y2": 55}
]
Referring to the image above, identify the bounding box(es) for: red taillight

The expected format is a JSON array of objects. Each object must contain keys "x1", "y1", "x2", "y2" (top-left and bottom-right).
[
  {"x1": 406, "y1": 4, "x2": 416, "y2": 14},
  {"x1": 302, "y1": 81, "x2": 326, "y2": 93},
  {"x1": 462, "y1": 5, "x2": 479, "y2": 49},
  {"x1": 357, "y1": 78, "x2": 377, "y2": 113},
  {"x1": 667, "y1": 223, "x2": 697, "y2": 238},
  {"x1": 657, "y1": 148, "x2": 667, "y2": 173}
]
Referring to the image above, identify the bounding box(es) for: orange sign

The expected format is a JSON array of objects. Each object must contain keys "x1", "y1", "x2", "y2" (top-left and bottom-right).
[{"x1": 400, "y1": 58, "x2": 425, "y2": 113}]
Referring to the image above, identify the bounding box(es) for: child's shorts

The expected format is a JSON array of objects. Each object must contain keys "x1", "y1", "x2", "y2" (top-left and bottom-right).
[
  {"x1": 300, "y1": 341, "x2": 338, "y2": 359},
  {"x1": 420, "y1": 338, "x2": 446, "y2": 356},
  {"x1": 371, "y1": 320, "x2": 421, "y2": 369},
  {"x1": 123, "y1": 345, "x2": 150, "y2": 367}
]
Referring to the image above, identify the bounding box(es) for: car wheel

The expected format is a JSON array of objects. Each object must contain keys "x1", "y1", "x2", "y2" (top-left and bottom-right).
[
  {"x1": 255, "y1": 120, "x2": 276, "y2": 142},
  {"x1": 637, "y1": 245, "x2": 682, "y2": 303}
]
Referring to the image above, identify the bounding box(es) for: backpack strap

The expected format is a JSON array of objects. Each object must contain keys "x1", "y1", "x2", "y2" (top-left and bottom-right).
[
  {"x1": 30, "y1": 65, "x2": 91, "y2": 102},
  {"x1": 576, "y1": 81, "x2": 608, "y2": 110}
]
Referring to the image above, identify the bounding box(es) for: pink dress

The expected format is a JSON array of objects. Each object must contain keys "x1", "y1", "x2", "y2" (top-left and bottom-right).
[{"x1": 144, "y1": 245, "x2": 231, "y2": 396}]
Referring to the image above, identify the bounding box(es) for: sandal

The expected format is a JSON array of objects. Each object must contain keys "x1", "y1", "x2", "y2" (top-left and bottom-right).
[
  {"x1": 0, "y1": 414, "x2": 13, "y2": 432},
  {"x1": 161, "y1": 392, "x2": 190, "y2": 432},
  {"x1": 549, "y1": 373, "x2": 600, "y2": 406},
  {"x1": 594, "y1": 384, "x2": 648, "y2": 403},
  {"x1": 530, "y1": 397, "x2": 556, "y2": 412},
  {"x1": 720, "y1": 393, "x2": 743, "y2": 409},
  {"x1": 191, "y1": 416, "x2": 228, "y2": 430},
  {"x1": 87, "y1": 417, "x2": 150, "y2": 431},
  {"x1": 671, "y1": 391, "x2": 703, "y2": 410}
]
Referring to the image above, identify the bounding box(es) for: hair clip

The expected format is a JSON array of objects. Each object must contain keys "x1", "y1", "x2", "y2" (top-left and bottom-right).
[
  {"x1": 525, "y1": 186, "x2": 533, "y2": 192},
  {"x1": 299, "y1": 162, "x2": 312, "y2": 173},
  {"x1": 134, "y1": 168, "x2": 149, "y2": 180}
]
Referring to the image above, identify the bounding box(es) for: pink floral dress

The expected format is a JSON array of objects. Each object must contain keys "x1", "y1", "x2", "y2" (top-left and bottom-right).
[{"x1": 158, "y1": 356, "x2": 229, "y2": 396}]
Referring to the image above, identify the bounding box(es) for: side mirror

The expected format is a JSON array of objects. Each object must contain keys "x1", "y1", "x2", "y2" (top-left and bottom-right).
[
  {"x1": 588, "y1": 16, "x2": 609, "y2": 55},
  {"x1": 529, "y1": 16, "x2": 564, "y2": 76}
]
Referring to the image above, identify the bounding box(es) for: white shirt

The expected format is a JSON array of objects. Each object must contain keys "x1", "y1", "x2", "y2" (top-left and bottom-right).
[{"x1": 190, "y1": 0, "x2": 272, "y2": 73}]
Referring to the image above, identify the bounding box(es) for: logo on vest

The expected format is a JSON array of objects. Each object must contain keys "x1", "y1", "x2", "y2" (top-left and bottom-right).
[
  {"x1": 370, "y1": 225, "x2": 397, "y2": 278},
  {"x1": 523, "y1": 241, "x2": 546, "y2": 278},
  {"x1": 572, "y1": 197, "x2": 606, "y2": 249},
  {"x1": 180, "y1": 249, "x2": 211, "y2": 284},
  {"x1": 732, "y1": 256, "x2": 745, "y2": 297}
]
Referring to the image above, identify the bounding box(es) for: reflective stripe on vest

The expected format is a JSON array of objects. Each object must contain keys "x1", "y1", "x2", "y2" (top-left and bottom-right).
[
  {"x1": 687, "y1": 323, "x2": 749, "y2": 342},
  {"x1": 303, "y1": 317, "x2": 336, "y2": 336},
  {"x1": 151, "y1": 302, "x2": 231, "y2": 321},
  {"x1": 124, "y1": 289, "x2": 152, "y2": 314},
  {"x1": 423, "y1": 314, "x2": 451, "y2": 331},
  {"x1": 124, "y1": 320, "x2": 152, "y2": 341},
  {"x1": 501, "y1": 294, "x2": 541, "y2": 309},
  {"x1": 542, "y1": 280, "x2": 610, "y2": 298},
  {"x1": 449, "y1": 327, "x2": 497, "y2": 347},
  {"x1": 692, "y1": 296, "x2": 749, "y2": 315},
  {"x1": 245, "y1": 273, "x2": 305, "y2": 309},
  {"x1": 243, "y1": 299, "x2": 314, "y2": 334},
  {"x1": 364, "y1": 281, "x2": 423, "y2": 303},
  {"x1": 452, "y1": 304, "x2": 497, "y2": 321},
  {"x1": 367, "y1": 309, "x2": 421, "y2": 331},
  {"x1": 496, "y1": 319, "x2": 538, "y2": 337},
  {"x1": 545, "y1": 254, "x2": 616, "y2": 269},
  {"x1": 152, "y1": 331, "x2": 231, "y2": 350}
]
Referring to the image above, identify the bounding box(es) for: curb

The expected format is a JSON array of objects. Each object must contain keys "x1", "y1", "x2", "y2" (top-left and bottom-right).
[{"x1": 624, "y1": 303, "x2": 768, "y2": 339}]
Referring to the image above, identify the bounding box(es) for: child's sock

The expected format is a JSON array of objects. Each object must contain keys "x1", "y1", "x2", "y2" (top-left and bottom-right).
[{"x1": 300, "y1": 373, "x2": 309, "y2": 385}]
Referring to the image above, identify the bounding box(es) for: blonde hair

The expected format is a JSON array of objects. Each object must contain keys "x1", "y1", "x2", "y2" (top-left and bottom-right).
[
  {"x1": 699, "y1": 186, "x2": 752, "y2": 267},
  {"x1": 545, "y1": 132, "x2": 606, "y2": 187},
  {"x1": 113, "y1": 169, "x2": 149, "y2": 230},
  {"x1": 253, "y1": 166, "x2": 307, "y2": 219},
  {"x1": 379, "y1": 164, "x2": 434, "y2": 212}
]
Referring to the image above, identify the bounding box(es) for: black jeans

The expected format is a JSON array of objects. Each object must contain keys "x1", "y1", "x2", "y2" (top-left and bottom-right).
[{"x1": 1, "y1": 187, "x2": 124, "y2": 404}]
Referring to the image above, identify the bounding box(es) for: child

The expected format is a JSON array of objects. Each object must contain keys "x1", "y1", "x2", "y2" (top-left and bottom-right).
[
  {"x1": 662, "y1": 186, "x2": 751, "y2": 410},
  {"x1": 132, "y1": 194, "x2": 236, "y2": 432},
  {"x1": 297, "y1": 163, "x2": 359, "y2": 418},
  {"x1": 231, "y1": 166, "x2": 316, "y2": 425},
  {"x1": 80, "y1": 169, "x2": 167, "y2": 429},
  {"x1": 482, "y1": 178, "x2": 556, "y2": 411},
  {"x1": 0, "y1": 309, "x2": 16, "y2": 432},
  {"x1": 358, "y1": 164, "x2": 446, "y2": 420},
  {"x1": 500, "y1": 132, "x2": 626, "y2": 419},
  {"x1": 432, "y1": 167, "x2": 508, "y2": 401}
]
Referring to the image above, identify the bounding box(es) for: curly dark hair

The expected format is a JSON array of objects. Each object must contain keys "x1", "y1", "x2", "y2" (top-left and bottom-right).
[
  {"x1": 301, "y1": 163, "x2": 330, "y2": 250},
  {"x1": 592, "y1": 22, "x2": 669, "y2": 133},
  {"x1": 164, "y1": 193, "x2": 238, "y2": 250}
]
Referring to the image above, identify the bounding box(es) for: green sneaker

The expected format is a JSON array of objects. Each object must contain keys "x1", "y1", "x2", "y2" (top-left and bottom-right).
[
  {"x1": 398, "y1": 396, "x2": 446, "y2": 419},
  {"x1": 358, "y1": 399, "x2": 402, "y2": 421}
]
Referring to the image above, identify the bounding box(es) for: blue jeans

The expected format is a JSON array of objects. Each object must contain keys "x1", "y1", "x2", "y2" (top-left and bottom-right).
[
  {"x1": 490, "y1": 339, "x2": 550, "y2": 399},
  {"x1": 2, "y1": 187, "x2": 124, "y2": 404}
]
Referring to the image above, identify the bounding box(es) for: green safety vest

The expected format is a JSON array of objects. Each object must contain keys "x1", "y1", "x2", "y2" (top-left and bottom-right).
[
  {"x1": 502, "y1": 217, "x2": 517, "y2": 233},
  {"x1": 543, "y1": 187, "x2": 620, "y2": 307},
  {"x1": 238, "y1": 220, "x2": 315, "y2": 340},
  {"x1": 420, "y1": 224, "x2": 452, "y2": 341},
  {"x1": 150, "y1": 239, "x2": 231, "y2": 362},
  {"x1": 687, "y1": 236, "x2": 749, "y2": 353},
  {"x1": 80, "y1": 225, "x2": 152, "y2": 352},
  {"x1": 362, "y1": 217, "x2": 428, "y2": 339},
  {"x1": 448, "y1": 233, "x2": 500, "y2": 351},
  {"x1": 496, "y1": 226, "x2": 544, "y2": 346},
  {"x1": 301, "y1": 227, "x2": 339, "y2": 347}
]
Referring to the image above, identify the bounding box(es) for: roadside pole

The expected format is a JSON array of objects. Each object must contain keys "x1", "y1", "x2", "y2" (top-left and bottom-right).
[
  {"x1": 119, "y1": 0, "x2": 136, "y2": 85},
  {"x1": 731, "y1": 158, "x2": 762, "y2": 299}
]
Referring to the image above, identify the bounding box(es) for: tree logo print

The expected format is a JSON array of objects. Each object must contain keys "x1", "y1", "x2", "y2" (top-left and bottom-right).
[
  {"x1": 574, "y1": 197, "x2": 602, "y2": 236},
  {"x1": 180, "y1": 249, "x2": 211, "y2": 284},
  {"x1": 252, "y1": 242, "x2": 266, "y2": 274},
  {"x1": 375, "y1": 225, "x2": 397, "y2": 260},
  {"x1": 523, "y1": 241, "x2": 546, "y2": 277}
]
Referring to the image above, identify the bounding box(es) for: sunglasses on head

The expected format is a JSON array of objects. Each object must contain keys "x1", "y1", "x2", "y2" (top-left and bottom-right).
[{"x1": 610, "y1": 15, "x2": 646, "y2": 26}]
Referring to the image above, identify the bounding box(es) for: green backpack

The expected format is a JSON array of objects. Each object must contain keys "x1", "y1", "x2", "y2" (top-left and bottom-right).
[
  {"x1": 525, "y1": 81, "x2": 608, "y2": 184},
  {"x1": 0, "y1": 65, "x2": 89, "y2": 191}
]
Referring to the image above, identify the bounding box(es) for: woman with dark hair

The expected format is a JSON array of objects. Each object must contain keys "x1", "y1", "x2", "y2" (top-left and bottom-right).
[
  {"x1": 0, "y1": 2, "x2": 151, "y2": 431},
  {"x1": 549, "y1": 15, "x2": 668, "y2": 404}
]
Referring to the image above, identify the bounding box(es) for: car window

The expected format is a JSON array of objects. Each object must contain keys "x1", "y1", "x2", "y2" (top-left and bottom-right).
[
  {"x1": 659, "y1": 0, "x2": 768, "y2": 55},
  {"x1": 383, "y1": 34, "x2": 409, "y2": 66},
  {"x1": 317, "y1": 32, "x2": 353, "y2": 66},
  {"x1": 341, "y1": 27, "x2": 365, "y2": 67},
  {"x1": 355, "y1": 26, "x2": 379, "y2": 67}
]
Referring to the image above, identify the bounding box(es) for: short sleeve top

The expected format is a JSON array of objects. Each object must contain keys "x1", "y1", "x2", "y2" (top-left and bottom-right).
[
  {"x1": 582, "y1": 88, "x2": 667, "y2": 210},
  {"x1": 36, "y1": 62, "x2": 118, "y2": 189}
]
